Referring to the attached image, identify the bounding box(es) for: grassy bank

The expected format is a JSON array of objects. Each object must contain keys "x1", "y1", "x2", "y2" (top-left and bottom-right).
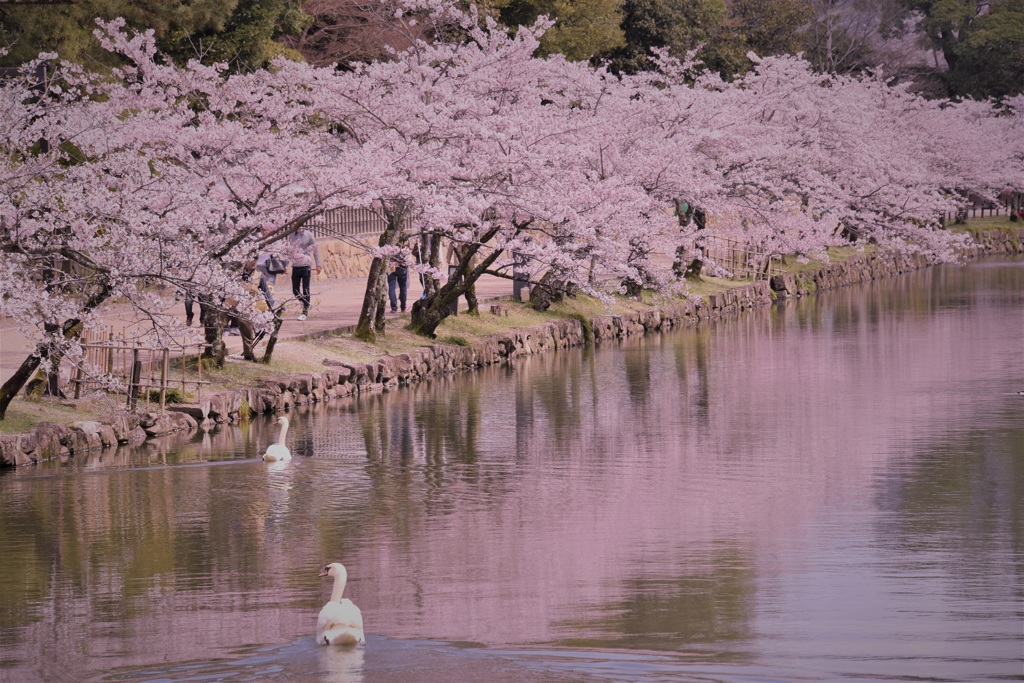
[{"x1": 0, "y1": 283, "x2": 732, "y2": 433}]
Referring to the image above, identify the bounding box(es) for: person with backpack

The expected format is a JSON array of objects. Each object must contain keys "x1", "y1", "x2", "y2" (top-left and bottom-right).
[{"x1": 228, "y1": 260, "x2": 274, "y2": 362}]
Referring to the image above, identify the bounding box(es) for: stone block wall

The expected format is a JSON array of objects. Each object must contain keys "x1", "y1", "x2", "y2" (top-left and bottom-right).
[
  {"x1": 768, "y1": 228, "x2": 1024, "y2": 300},
  {"x1": 317, "y1": 238, "x2": 375, "y2": 280}
]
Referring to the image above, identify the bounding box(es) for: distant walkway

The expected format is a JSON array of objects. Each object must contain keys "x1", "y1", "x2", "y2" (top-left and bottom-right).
[{"x1": 0, "y1": 272, "x2": 515, "y2": 385}]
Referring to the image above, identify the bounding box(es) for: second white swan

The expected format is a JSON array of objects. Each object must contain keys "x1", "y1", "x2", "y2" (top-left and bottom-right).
[{"x1": 263, "y1": 416, "x2": 292, "y2": 462}]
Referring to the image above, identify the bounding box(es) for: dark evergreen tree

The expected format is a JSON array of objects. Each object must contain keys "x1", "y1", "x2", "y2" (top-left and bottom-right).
[
  {"x1": 732, "y1": 0, "x2": 814, "y2": 57},
  {"x1": 0, "y1": 0, "x2": 310, "y2": 71},
  {"x1": 604, "y1": 0, "x2": 730, "y2": 73},
  {"x1": 907, "y1": 0, "x2": 1024, "y2": 99}
]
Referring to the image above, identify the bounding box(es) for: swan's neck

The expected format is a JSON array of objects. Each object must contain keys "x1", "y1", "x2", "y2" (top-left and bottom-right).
[
  {"x1": 330, "y1": 574, "x2": 347, "y2": 603},
  {"x1": 276, "y1": 422, "x2": 289, "y2": 447}
]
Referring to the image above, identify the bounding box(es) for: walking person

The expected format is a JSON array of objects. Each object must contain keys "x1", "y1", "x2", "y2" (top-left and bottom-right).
[
  {"x1": 183, "y1": 291, "x2": 203, "y2": 327},
  {"x1": 256, "y1": 249, "x2": 287, "y2": 287},
  {"x1": 228, "y1": 260, "x2": 274, "y2": 362},
  {"x1": 412, "y1": 237, "x2": 428, "y2": 300},
  {"x1": 255, "y1": 226, "x2": 288, "y2": 286},
  {"x1": 387, "y1": 247, "x2": 409, "y2": 313},
  {"x1": 286, "y1": 225, "x2": 321, "y2": 321}
]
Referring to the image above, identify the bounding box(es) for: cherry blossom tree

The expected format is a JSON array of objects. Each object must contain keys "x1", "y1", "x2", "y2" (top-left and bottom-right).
[
  {"x1": 0, "y1": 21, "x2": 382, "y2": 417},
  {"x1": 289, "y1": 8, "x2": 684, "y2": 336},
  {"x1": 3, "y1": 0, "x2": 1021, "y2": 419},
  {"x1": 621, "y1": 49, "x2": 1008, "y2": 267}
]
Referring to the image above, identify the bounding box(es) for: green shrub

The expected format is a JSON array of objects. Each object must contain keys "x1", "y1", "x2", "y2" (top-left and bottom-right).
[
  {"x1": 148, "y1": 388, "x2": 187, "y2": 404},
  {"x1": 439, "y1": 334, "x2": 470, "y2": 346},
  {"x1": 567, "y1": 313, "x2": 593, "y2": 344},
  {"x1": 238, "y1": 394, "x2": 252, "y2": 422}
]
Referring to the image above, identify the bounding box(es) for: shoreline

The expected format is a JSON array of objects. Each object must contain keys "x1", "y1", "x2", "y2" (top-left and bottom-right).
[{"x1": 2, "y1": 226, "x2": 1021, "y2": 468}]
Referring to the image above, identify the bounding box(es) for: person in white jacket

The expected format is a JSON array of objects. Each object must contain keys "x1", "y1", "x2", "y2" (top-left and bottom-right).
[{"x1": 286, "y1": 226, "x2": 321, "y2": 320}]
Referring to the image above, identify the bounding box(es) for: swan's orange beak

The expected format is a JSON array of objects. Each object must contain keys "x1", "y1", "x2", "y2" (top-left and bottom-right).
[{"x1": 318, "y1": 569, "x2": 329, "y2": 577}]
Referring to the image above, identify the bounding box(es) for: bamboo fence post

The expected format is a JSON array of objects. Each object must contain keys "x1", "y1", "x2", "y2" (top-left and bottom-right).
[
  {"x1": 160, "y1": 348, "x2": 169, "y2": 411},
  {"x1": 73, "y1": 364, "x2": 84, "y2": 399},
  {"x1": 106, "y1": 329, "x2": 114, "y2": 376},
  {"x1": 127, "y1": 347, "x2": 141, "y2": 410},
  {"x1": 197, "y1": 343, "x2": 203, "y2": 403},
  {"x1": 182, "y1": 344, "x2": 187, "y2": 401},
  {"x1": 73, "y1": 329, "x2": 87, "y2": 399}
]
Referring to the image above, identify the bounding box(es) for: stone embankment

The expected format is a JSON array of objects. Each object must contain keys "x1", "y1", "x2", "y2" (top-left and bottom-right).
[{"x1": 2, "y1": 227, "x2": 1021, "y2": 467}]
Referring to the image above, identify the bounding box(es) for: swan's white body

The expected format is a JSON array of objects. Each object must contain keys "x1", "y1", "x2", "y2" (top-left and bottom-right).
[
  {"x1": 317, "y1": 562, "x2": 365, "y2": 647},
  {"x1": 263, "y1": 417, "x2": 292, "y2": 462}
]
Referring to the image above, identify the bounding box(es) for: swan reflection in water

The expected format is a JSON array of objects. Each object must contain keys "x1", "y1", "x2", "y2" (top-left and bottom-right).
[
  {"x1": 266, "y1": 458, "x2": 290, "y2": 472},
  {"x1": 315, "y1": 644, "x2": 365, "y2": 683},
  {"x1": 265, "y1": 454, "x2": 295, "y2": 519}
]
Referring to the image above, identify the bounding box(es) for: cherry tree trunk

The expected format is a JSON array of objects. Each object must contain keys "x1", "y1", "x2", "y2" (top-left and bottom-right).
[
  {"x1": 201, "y1": 300, "x2": 227, "y2": 367},
  {"x1": 373, "y1": 269, "x2": 387, "y2": 331},
  {"x1": 672, "y1": 245, "x2": 688, "y2": 278},
  {"x1": 409, "y1": 285, "x2": 461, "y2": 337},
  {"x1": 0, "y1": 352, "x2": 43, "y2": 420},
  {"x1": 622, "y1": 279, "x2": 643, "y2": 299},
  {"x1": 0, "y1": 286, "x2": 109, "y2": 421},
  {"x1": 421, "y1": 233, "x2": 443, "y2": 298},
  {"x1": 530, "y1": 269, "x2": 576, "y2": 312},
  {"x1": 355, "y1": 201, "x2": 408, "y2": 341},
  {"x1": 684, "y1": 259, "x2": 704, "y2": 280},
  {"x1": 355, "y1": 257, "x2": 389, "y2": 341},
  {"x1": 464, "y1": 269, "x2": 479, "y2": 314},
  {"x1": 410, "y1": 238, "x2": 502, "y2": 337},
  {"x1": 529, "y1": 276, "x2": 560, "y2": 312},
  {"x1": 259, "y1": 306, "x2": 287, "y2": 364}
]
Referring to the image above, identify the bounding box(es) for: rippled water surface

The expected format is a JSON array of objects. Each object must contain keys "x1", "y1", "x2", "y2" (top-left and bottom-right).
[{"x1": 1, "y1": 260, "x2": 1022, "y2": 683}]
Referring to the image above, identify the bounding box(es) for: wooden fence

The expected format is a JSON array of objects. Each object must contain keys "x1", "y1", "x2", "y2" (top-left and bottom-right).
[
  {"x1": 306, "y1": 207, "x2": 412, "y2": 239},
  {"x1": 306, "y1": 208, "x2": 779, "y2": 282},
  {"x1": 701, "y1": 235, "x2": 778, "y2": 281},
  {"x1": 942, "y1": 205, "x2": 1011, "y2": 223},
  {"x1": 66, "y1": 328, "x2": 210, "y2": 410}
]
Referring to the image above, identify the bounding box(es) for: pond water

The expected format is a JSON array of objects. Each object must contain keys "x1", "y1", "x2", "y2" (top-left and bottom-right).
[{"x1": 1, "y1": 259, "x2": 1022, "y2": 683}]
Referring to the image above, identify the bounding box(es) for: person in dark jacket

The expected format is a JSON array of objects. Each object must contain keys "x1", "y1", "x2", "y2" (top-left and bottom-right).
[{"x1": 228, "y1": 260, "x2": 274, "y2": 362}]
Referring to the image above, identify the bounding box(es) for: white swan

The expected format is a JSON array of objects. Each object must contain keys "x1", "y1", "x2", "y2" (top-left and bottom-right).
[
  {"x1": 263, "y1": 416, "x2": 292, "y2": 462},
  {"x1": 317, "y1": 562, "x2": 365, "y2": 647}
]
